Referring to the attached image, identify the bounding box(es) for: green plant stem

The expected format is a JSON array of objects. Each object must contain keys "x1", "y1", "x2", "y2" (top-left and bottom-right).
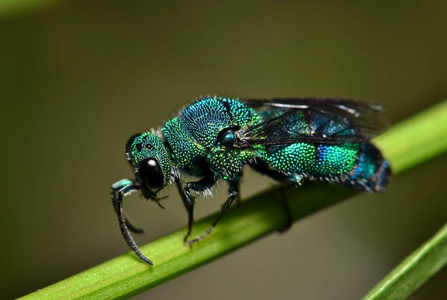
[
  {"x1": 21, "y1": 100, "x2": 447, "y2": 300},
  {"x1": 362, "y1": 222, "x2": 447, "y2": 300},
  {"x1": 377, "y1": 100, "x2": 447, "y2": 174}
]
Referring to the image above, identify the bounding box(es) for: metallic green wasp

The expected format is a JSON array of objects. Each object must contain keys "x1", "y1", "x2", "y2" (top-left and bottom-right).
[{"x1": 111, "y1": 96, "x2": 390, "y2": 265}]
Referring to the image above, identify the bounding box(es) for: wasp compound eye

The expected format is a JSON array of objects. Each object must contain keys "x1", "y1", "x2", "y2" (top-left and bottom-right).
[
  {"x1": 126, "y1": 133, "x2": 142, "y2": 153},
  {"x1": 139, "y1": 158, "x2": 164, "y2": 192}
]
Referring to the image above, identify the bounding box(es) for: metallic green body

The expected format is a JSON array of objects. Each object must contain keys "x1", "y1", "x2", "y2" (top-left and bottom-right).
[{"x1": 113, "y1": 96, "x2": 390, "y2": 265}]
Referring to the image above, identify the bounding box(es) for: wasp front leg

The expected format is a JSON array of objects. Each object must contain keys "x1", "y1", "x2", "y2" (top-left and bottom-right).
[
  {"x1": 111, "y1": 179, "x2": 144, "y2": 234},
  {"x1": 111, "y1": 179, "x2": 153, "y2": 265}
]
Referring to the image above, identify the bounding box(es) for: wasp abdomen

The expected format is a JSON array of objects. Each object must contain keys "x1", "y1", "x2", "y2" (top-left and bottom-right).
[{"x1": 345, "y1": 142, "x2": 391, "y2": 192}]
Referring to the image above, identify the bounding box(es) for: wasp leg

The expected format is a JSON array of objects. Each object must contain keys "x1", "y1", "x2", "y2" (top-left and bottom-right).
[
  {"x1": 188, "y1": 180, "x2": 239, "y2": 245},
  {"x1": 277, "y1": 185, "x2": 294, "y2": 232},
  {"x1": 234, "y1": 179, "x2": 242, "y2": 205},
  {"x1": 249, "y1": 162, "x2": 299, "y2": 232},
  {"x1": 174, "y1": 174, "x2": 217, "y2": 243},
  {"x1": 111, "y1": 179, "x2": 144, "y2": 234},
  {"x1": 115, "y1": 183, "x2": 153, "y2": 265}
]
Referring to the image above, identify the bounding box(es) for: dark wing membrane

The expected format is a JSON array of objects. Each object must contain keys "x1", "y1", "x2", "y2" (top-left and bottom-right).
[{"x1": 236, "y1": 98, "x2": 389, "y2": 147}]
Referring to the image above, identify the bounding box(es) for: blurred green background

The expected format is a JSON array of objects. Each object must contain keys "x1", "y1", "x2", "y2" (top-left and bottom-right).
[{"x1": 1, "y1": 1, "x2": 446, "y2": 299}]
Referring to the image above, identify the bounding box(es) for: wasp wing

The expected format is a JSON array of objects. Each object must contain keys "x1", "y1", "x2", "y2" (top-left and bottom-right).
[{"x1": 236, "y1": 98, "x2": 389, "y2": 147}]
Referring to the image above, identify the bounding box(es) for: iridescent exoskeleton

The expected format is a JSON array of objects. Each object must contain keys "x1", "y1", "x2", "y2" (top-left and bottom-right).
[{"x1": 111, "y1": 97, "x2": 391, "y2": 265}]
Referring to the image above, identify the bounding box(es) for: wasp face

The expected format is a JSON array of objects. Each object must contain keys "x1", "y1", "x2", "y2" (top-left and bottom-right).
[{"x1": 125, "y1": 132, "x2": 171, "y2": 198}]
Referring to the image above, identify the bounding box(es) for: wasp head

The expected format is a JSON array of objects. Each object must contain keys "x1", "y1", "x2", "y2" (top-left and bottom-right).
[{"x1": 125, "y1": 132, "x2": 171, "y2": 199}]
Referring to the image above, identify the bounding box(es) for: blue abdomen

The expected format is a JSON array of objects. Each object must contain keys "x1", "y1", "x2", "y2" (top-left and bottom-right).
[
  {"x1": 345, "y1": 142, "x2": 390, "y2": 192},
  {"x1": 266, "y1": 141, "x2": 390, "y2": 192},
  {"x1": 256, "y1": 104, "x2": 390, "y2": 192}
]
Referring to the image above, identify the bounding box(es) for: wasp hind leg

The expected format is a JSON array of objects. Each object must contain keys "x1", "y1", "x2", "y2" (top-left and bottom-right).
[
  {"x1": 277, "y1": 184, "x2": 294, "y2": 232},
  {"x1": 250, "y1": 162, "x2": 301, "y2": 233}
]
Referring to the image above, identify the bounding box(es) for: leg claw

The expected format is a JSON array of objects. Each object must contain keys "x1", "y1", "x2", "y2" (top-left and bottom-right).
[{"x1": 184, "y1": 226, "x2": 214, "y2": 246}]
